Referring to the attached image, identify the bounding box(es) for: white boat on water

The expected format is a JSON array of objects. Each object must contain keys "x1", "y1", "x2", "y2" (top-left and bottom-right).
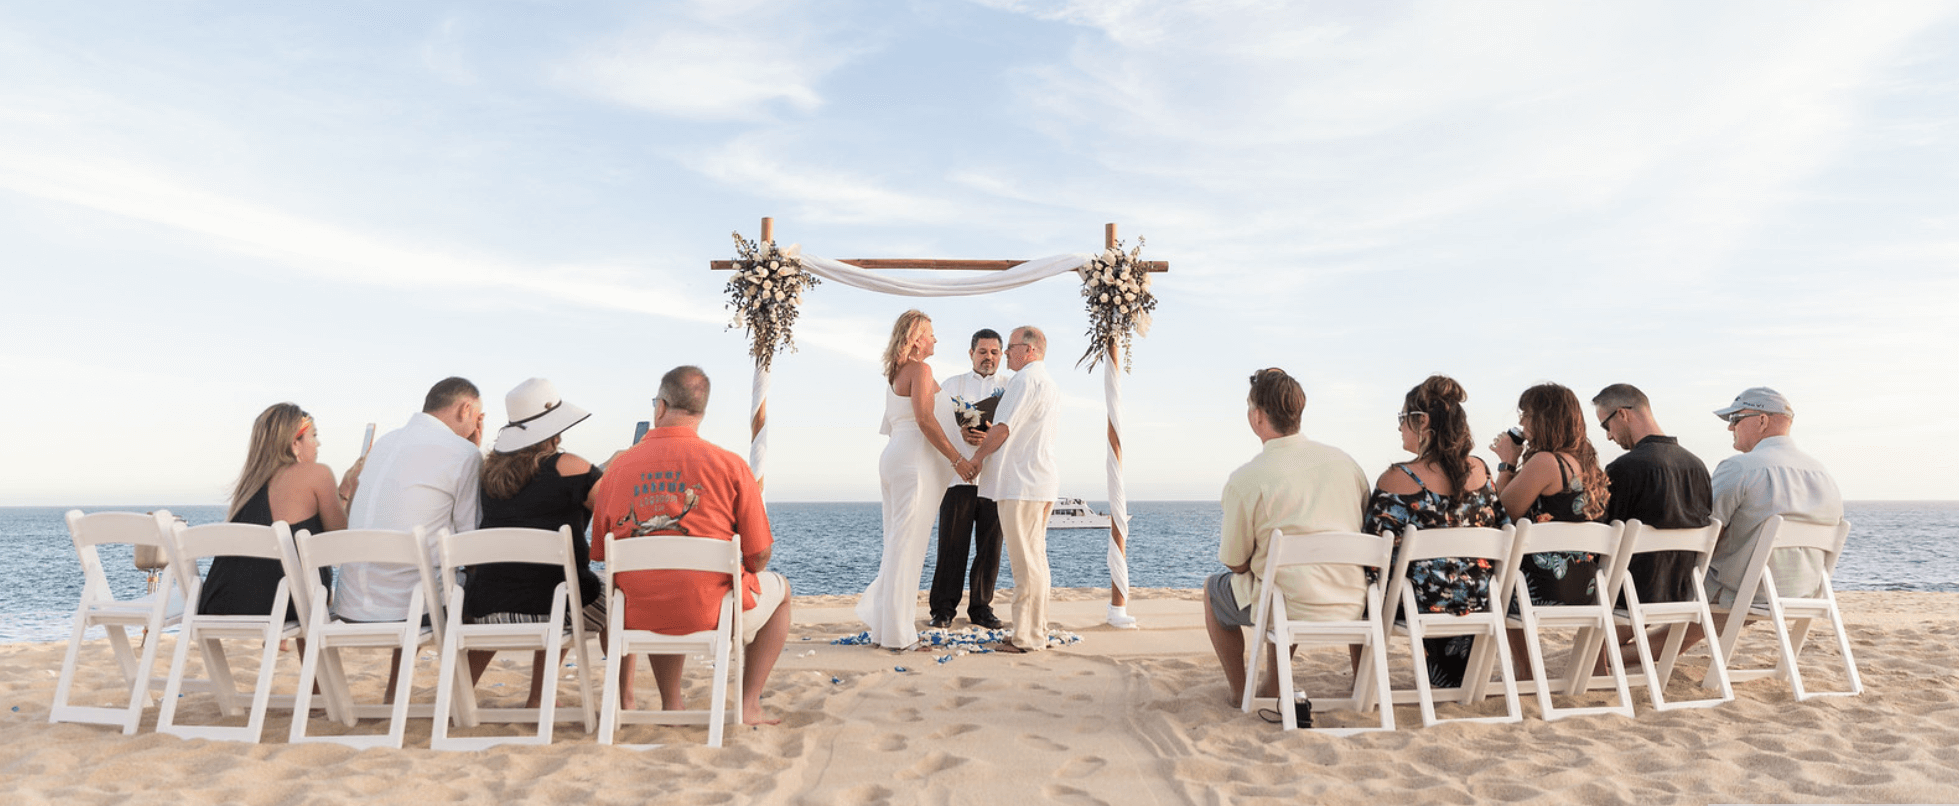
[{"x1": 1048, "y1": 497, "x2": 1111, "y2": 530}]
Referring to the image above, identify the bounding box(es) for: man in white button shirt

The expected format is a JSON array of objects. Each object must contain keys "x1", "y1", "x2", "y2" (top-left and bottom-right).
[
  {"x1": 928, "y1": 328, "x2": 1010, "y2": 630},
  {"x1": 337, "y1": 376, "x2": 486, "y2": 697},
  {"x1": 968, "y1": 326, "x2": 1060, "y2": 653}
]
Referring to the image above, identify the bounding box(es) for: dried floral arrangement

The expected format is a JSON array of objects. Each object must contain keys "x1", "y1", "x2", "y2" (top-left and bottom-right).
[
  {"x1": 1075, "y1": 237, "x2": 1156, "y2": 372},
  {"x1": 724, "y1": 231, "x2": 821, "y2": 371}
]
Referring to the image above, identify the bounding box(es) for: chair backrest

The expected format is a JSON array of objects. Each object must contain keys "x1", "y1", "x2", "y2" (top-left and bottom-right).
[
  {"x1": 294, "y1": 527, "x2": 440, "y2": 632},
  {"x1": 1763, "y1": 516, "x2": 1853, "y2": 575},
  {"x1": 603, "y1": 535, "x2": 741, "y2": 576},
  {"x1": 439, "y1": 526, "x2": 578, "y2": 613},
  {"x1": 1512, "y1": 520, "x2": 1621, "y2": 559},
  {"x1": 168, "y1": 520, "x2": 300, "y2": 617},
  {"x1": 65, "y1": 510, "x2": 175, "y2": 602},
  {"x1": 1262, "y1": 529, "x2": 1394, "y2": 577},
  {"x1": 1382, "y1": 524, "x2": 1516, "y2": 616}
]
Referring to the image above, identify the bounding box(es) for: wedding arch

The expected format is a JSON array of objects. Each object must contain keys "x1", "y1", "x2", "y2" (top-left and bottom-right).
[{"x1": 710, "y1": 218, "x2": 1167, "y2": 623}]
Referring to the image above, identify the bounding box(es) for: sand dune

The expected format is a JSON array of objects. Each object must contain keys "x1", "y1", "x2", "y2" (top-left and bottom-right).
[{"x1": 3, "y1": 589, "x2": 1954, "y2": 805}]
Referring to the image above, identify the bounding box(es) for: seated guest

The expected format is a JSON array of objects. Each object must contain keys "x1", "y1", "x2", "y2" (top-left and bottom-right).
[
  {"x1": 462, "y1": 378, "x2": 608, "y2": 709},
  {"x1": 1644, "y1": 387, "x2": 1844, "y2": 658},
  {"x1": 590, "y1": 366, "x2": 791, "y2": 725},
  {"x1": 338, "y1": 376, "x2": 485, "y2": 701},
  {"x1": 1491, "y1": 382, "x2": 1612, "y2": 605},
  {"x1": 1366, "y1": 375, "x2": 1509, "y2": 689},
  {"x1": 199, "y1": 403, "x2": 351, "y2": 627},
  {"x1": 1204, "y1": 368, "x2": 1369, "y2": 718},
  {"x1": 1492, "y1": 382, "x2": 1612, "y2": 677},
  {"x1": 1592, "y1": 383, "x2": 1712, "y2": 605}
]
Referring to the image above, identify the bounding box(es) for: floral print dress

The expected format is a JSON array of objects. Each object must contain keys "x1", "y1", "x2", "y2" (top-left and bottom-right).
[
  {"x1": 1517, "y1": 453, "x2": 1602, "y2": 607},
  {"x1": 1366, "y1": 462, "x2": 1510, "y2": 688}
]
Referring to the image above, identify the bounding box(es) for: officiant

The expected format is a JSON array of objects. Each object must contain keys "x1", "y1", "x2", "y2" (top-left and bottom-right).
[{"x1": 928, "y1": 328, "x2": 1011, "y2": 630}]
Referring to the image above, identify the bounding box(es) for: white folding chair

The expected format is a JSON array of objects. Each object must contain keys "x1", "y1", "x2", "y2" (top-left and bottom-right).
[
  {"x1": 289, "y1": 527, "x2": 446, "y2": 748},
  {"x1": 1379, "y1": 524, "x2": 1522, "y2": 727},
  {"x1": 598, "y1": 534, "x2": 745, "y2": 748},
  {"x1": 430, "y1": 526, "x2": 597, "y2": 750},
  {"x1": 1595, "y1": 518, "x2": 1733, "y2": 710},
  {"x1": 1501, "y1": 520, "x2": 1634, "y2": 721},
  {"x1": 1240, "y1": 529, "x2": 1395, "y2": 734},
  {"x1": 49, "y1": 510, "x2": 189, "y2": 734},
  {"x1": 1707, "y1": 515, "x2": 1860, "y2": 700},
  {"x1": 155, "y1": 519, "x2": 320, "y2": 742}
]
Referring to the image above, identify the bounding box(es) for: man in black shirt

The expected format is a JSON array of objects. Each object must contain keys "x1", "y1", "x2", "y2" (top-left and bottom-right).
[{"x1": 1593, "y1": 384, "x2": 1713, "y2": 605}]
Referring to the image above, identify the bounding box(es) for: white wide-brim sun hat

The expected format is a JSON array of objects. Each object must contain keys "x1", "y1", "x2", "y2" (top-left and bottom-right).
[{"x1": 492, "y1": 377, "x2": 591, "y2": 454}]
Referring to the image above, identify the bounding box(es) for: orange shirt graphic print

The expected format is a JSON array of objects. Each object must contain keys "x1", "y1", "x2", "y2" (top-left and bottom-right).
[{"x1": 613, "y1": 470, "x2": 705, "y2": 536}]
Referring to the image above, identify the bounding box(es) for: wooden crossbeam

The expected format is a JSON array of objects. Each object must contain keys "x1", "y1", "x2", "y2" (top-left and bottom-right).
[{"x1": 710, "y1": 258, "x2": 1168, "y2": 272}]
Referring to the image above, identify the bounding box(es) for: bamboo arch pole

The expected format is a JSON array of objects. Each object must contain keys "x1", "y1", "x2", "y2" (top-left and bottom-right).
[
  {"x1": 749, "y1": 217, "x2": 774, "y2": 490},
  {"x1": 1103, "y1": 223, "x2": 1134, "y2": 620}
]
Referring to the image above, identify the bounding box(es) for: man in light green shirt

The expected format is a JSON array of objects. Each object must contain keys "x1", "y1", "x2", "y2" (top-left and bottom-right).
[{"x1": 1205, "y1": 368, "x2": 1370, "y2": 706}]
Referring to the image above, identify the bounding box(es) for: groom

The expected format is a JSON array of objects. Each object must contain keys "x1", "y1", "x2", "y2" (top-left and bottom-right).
[{"x1": 968, "y1": 326, "x2": 1059, "y2": 653}]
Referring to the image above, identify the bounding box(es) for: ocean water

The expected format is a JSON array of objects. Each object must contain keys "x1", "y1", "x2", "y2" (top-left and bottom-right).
[{"x1": 3, "y1": 500, "x2": 1952, "y2": 643}]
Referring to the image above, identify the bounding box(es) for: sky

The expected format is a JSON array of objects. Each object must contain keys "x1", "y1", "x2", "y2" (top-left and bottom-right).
[{"x1": 2, "y1": 1, "x2": 1956, "y2": 507}]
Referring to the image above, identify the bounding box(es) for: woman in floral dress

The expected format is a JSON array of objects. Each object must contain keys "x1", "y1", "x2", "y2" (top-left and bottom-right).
[{"x1": 1366, "y1": 375, "x2": 1510, "y2": 688}]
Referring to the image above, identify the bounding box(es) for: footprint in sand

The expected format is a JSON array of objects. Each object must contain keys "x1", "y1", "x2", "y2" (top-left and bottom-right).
[
  {"x1": 834, "y1": 784, "x2": 894, "y2": 805},
  {"x1": 1057, "y1": 755, "x2": 1107, "y2": 778},
  {"x1": 930, "y1": 723, "x2": 980, "y2": 740},
  {"x1": 894, "y1": 751, "x2": 966, "y2": 780},
  {"x1": 1040, "y1": 783, "x2": 1112, "y2": 806},
  {"x1": 875, "y1": 733, "x2": 908, "y2": 752},
  {"x1": 939, "y1": 695, "x2": 980, "y2": 711},
  {"x1": 1020, "y1": 734, "x2": 1068, "y2": 752},
  {"x1": 882, "y1": 707, "x2": 925, "y2": 724}
]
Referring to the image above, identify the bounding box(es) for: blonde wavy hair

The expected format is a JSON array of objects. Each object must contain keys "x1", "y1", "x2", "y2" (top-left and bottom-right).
[
  {"x1": 881, "y1": 309, "x2": 932, "y2": 384},
  {"x1": 229, "y1": 403, "x2": 310, "y2": 519}
]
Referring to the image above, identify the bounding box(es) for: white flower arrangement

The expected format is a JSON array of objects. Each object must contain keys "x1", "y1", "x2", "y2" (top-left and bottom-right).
[
  {"x1": 724, "y1": 231, "x2": 821, "y2": 371},
  {"x1": 1075, "y1": 236, "x2": 1157, "y2": 372}
]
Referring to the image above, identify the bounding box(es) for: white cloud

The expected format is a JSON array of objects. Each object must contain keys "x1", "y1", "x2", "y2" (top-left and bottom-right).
[
  {"x1": 552, "y1": 0, "x2": 874, "y2": 121},
  {"x1": 694, "y1": 133, "x2": 960, "y2": 225}
]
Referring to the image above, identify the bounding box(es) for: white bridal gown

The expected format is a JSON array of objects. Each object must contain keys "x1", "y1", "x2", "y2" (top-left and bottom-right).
[{"x1": 856, "y1": 384, "x2": 956, "y2": 649}]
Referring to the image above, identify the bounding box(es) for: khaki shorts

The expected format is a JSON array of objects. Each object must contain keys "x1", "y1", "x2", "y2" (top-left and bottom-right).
[{"x1": 742, "y1": 571, "x2": 788, "y2": 644}]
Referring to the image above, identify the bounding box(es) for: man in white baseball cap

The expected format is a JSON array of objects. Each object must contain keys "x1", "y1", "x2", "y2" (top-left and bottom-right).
[{"x1": 1705, "y1": 386, "x2": 1843, "y2": 609}]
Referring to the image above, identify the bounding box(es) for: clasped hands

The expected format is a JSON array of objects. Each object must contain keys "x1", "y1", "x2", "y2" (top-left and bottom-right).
[{"x1": 953, "y1": 455, "x2": 983, "y2": 483}]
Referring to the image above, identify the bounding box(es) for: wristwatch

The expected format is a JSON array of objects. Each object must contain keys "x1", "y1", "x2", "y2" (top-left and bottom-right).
[{"x1": 1497, "y1": 462, "x2": 1518, "y2": 473}]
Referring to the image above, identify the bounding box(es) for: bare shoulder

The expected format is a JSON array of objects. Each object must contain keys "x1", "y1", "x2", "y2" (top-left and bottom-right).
[
  {"x1": 1374, "y1": 464, "x2": 1420, "y2": 495},
  {"x1": 557, "y1": 452, "x2": 594, "y2": 476},
  {"x1": 285, "y1": 461, "x2": 337, "y2": 487}
]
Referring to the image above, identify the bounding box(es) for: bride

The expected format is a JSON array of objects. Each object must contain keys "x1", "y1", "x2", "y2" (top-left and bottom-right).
[{"x1": 857, "y1": 310, "x2": 973, "y2": 649}]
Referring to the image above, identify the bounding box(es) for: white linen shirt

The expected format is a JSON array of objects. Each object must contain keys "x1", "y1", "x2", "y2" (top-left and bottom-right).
[
  {"x1": 336, "y1": 412, "x2": 483, "y2": 622},
  {"x1": 1707, "y1": 435, "x2": 1841, "y2": 607},
  {"x1": 938, "y1": 368, "x2": 1011, "y2": 490},
  {"x1": 1218, "y1": 434, "x2": 1371, "y2": 621},
  {"x1": 979, "y1": 360, "x2": 1059, "y2": 503}
]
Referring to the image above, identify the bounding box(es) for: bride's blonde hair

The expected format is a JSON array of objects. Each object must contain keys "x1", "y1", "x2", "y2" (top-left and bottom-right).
[{"x1": 881, "y1": 309, "x2": 931, "y2": 384}]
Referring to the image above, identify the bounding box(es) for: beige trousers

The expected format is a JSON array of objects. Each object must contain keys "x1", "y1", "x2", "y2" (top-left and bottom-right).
[{"x1": 997, "y1": 499, "x2": 1053, "y2": 650}]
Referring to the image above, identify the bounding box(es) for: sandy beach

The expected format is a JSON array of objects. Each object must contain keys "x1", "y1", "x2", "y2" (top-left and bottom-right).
[{"x1": 3, "y1": 588, "x2": 1954, "y2": 805}]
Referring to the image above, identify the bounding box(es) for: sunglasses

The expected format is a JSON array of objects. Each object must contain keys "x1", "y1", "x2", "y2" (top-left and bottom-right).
[
  {"x1": 1598, "y1": 408, "x2": 1623, "y2": 431},
  {"x1": 1726, "y1": 410, "x2": 1768, "y2": 426},
  {"x1": 1397, "y1": 410, "x2": 1426, "y2": 426}
]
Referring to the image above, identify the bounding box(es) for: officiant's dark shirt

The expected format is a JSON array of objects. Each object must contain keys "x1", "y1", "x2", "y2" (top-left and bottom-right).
[{"x1": 1605, "y1": 435, "x2": 1712, "y2": 603}]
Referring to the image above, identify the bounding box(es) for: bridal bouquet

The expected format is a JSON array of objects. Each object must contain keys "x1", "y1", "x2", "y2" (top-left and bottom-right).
[
  {"x1": 725, "y1": 232, "x2": 821, "y2": 371},
  {"x1": 1076, "y1": 236, "x2": 1157, "y2": 372},
  {"x1": 950, "y1": 391, "x2": 1003, "y2": 431}
]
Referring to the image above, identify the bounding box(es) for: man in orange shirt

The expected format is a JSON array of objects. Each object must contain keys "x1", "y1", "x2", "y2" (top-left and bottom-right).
[{"x1": 591, "y1": 365, "x2": 791, "y2": 725}]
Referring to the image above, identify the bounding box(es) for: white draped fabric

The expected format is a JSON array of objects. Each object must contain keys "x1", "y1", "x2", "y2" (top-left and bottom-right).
[
  {"x1": 799, "y1": 253, "x2": 1091, "y2": 297},
  {"x1": 743, "y1": 248, "x2": 1133, "y2": 621}
]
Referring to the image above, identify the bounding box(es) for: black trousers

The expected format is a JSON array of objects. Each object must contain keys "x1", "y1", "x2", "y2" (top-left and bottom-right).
[{"x1": 929, "y1": 484, "x2": 1003, "y2": 621}]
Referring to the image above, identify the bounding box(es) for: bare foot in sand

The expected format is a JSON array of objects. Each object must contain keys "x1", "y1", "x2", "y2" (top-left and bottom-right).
[{"x1": 742, "y1": 700, "x2": 782, "y2": 726}]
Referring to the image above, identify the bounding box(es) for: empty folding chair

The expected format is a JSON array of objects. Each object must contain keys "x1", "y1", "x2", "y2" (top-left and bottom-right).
[
  {"x1": 599, "y1": 534, "x2": 744, "y2": 748},
  {"x1": 1707, "y1": 515, "x2": 1860, "y2": 700},
  {"x1": 49, "y1": 510, "x2": 188, "y2": 734},
  {"x1": 1598, "y1": 518, "x2": 1734, "y2": 710},
  {"x1": 155, "y1": 519, "x2": 319, "y2": 742},
  {"x1": 1240, "y1": 529, "x2": 1395, "y2": 734},
  {"x1": 288, "y1": 527, "x2": 447, "y2": 748},
  {"x1": 1380, "y1": 523, "x2": 1522, "y2": 727},
  {"x1": 430, "y1": 526, "x2": 596, "y2": 750},
  {"x1": 1501, "y1": 520, "x2": 1634, "y2": 720}
]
